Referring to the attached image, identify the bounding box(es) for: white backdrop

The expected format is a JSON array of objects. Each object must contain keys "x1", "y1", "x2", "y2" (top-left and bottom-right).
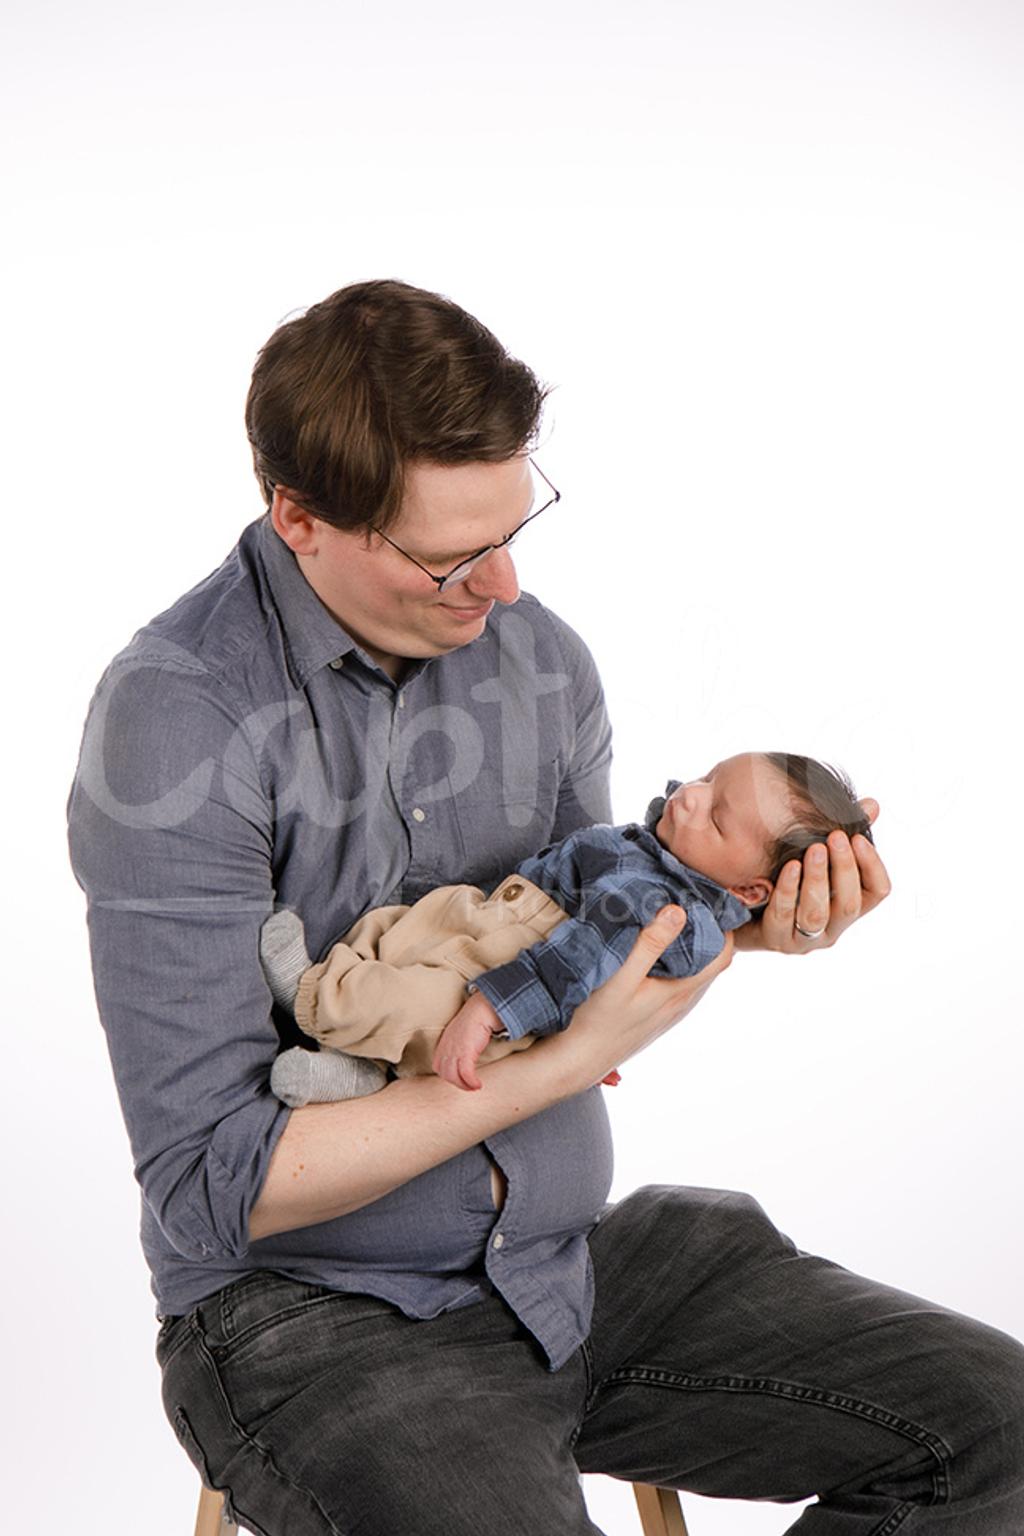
[{"x1": 3, "y1": 3, "x2": 1022, "y2": 1532}]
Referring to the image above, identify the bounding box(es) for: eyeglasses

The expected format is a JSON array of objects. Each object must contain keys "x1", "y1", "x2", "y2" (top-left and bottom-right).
[{"x1": 372, "y1": 460, "x2": 560, "y2": 593}]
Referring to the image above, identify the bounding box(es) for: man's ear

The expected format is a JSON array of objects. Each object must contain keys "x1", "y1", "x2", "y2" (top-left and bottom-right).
[
  {"x1": 270, "y1": 488, "x2": 321, "y2": 556},
  {"x1": 728, "y1": 876, "x2": 774, "y2": 909}
]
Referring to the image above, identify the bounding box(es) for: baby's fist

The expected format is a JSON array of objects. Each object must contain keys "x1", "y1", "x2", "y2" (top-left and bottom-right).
[{"x1": 433, "y1": 993, "x2": 504, "y2": 1091}]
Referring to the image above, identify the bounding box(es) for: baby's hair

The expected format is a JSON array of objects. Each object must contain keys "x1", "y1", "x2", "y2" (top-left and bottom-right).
[{"x1": 763, "y1": 753, "x2": 874, "y2": 883}]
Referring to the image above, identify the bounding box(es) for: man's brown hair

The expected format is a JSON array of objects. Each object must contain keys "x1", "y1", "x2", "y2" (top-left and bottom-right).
[{"x1": 245, "y1": 279, "x2": 547, "y2": 533}]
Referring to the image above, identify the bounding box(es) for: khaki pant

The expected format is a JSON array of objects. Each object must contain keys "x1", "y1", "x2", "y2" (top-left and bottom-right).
[{"x1": 294, "y1": 875, "x2": 568, "y2": 1076}]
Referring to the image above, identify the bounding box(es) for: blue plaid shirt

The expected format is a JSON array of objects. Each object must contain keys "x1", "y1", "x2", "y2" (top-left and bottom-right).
[{"x1": 473, "y1": 799, "x2": 750, "y2": 1040}]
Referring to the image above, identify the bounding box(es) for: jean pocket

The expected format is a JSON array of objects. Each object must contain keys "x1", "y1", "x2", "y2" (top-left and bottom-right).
[
  {"x1": 204, "y1": 1274, "x2": 395, "y2": 1372},
  {"x1": 201, "y1": 1272, "x2": 331, "y2": 1353}
]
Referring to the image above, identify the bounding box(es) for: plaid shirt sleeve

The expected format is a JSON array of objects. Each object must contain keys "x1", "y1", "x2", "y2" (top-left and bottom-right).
[{"x1": 472, "y1": 829, "x2": 731, "y2": 1039}]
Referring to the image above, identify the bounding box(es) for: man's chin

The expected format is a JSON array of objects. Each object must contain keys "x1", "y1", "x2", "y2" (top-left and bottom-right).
[{"x1": 379, "y1": 605, "x2": 499, "y2": 665}]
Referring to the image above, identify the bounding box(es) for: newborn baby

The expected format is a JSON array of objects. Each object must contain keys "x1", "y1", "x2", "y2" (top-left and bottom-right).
[{"x1": 263, "y1": 752, "x2": 873, "y2": 1104}]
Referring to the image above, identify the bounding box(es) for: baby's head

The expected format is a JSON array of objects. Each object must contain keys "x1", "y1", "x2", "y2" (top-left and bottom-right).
[{"x1": 653, "y1": 752, "x2": 874, "y2": 908}]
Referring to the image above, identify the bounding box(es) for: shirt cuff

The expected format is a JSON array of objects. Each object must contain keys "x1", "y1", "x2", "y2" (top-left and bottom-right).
[{"x1": 473, "y1": 961, "x2": 563, "y2": 1040}]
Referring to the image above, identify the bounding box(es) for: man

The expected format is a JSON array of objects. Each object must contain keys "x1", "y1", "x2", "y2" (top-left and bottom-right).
[{"x1": 69, "y1": 280, "x2": 1024, "y2": 1534}]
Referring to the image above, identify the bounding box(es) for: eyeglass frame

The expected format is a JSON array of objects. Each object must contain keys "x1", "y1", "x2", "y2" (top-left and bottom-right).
[{"x1": 371, "y1": 460, "x2": 560, "y2": 593}]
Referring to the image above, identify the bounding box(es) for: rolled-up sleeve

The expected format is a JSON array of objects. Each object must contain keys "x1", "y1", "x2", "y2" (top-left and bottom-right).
[{"x1": 68, "y1": 644, "x2": 288, "y2": 1263}]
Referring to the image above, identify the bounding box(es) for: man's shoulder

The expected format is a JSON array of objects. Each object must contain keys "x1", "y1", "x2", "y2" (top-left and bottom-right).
[
  {"x1": 78, "y1": 521, "x2": 283, "y2": 776},
  {"x1": 111, "y1": 521, "x2": 271, "y2": 685}
]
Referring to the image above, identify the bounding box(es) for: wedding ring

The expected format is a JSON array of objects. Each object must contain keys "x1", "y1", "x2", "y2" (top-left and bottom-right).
[{"x1": 795, "y1": 922, "x2": 827, "y2": 940}]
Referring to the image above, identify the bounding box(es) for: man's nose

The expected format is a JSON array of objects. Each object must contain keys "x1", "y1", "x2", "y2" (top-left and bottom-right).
[{"x1": 463, "y1": 546, "x2": 520, "y2": 605}]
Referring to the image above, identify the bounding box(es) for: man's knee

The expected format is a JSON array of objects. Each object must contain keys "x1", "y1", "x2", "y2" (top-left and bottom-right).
[
  {"x1": 947, "y1": 1316, "x2": 1024, "y2": 1494},
  {"x1": 588, "y1": 1184, "x2": 797, "y2": 1320},
  {"x1": 596, "y1": 1183, "x2": 793, "y2": 1260}
]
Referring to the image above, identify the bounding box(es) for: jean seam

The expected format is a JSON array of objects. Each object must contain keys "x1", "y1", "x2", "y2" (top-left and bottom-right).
[
  {"x1": 157, "y1": 1311, "x2": 200, "y2": 1371},
  {"x1": 569, "y1": 1339, "x2": 596, "y2": 1451},
  {"x1": 600, "y1": 1365, "x2": 953, "y2": 1509},
  {"x1": 192, "y1": 1328, "x2": 348, "y2": 1535},
  {"x1": 219, "y1": 1270, "x2": 265, "y2": 1338},
  {"x1": 868, "y1": 1506, "x2": 919, "y2": 1536}
]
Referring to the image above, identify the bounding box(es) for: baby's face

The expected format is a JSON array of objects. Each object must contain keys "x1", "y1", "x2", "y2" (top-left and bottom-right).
[{"x1": 654, "y1": 753, "x2": 793, "y2": 905}]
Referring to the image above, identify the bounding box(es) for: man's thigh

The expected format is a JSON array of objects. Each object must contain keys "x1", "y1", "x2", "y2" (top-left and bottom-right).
[
  {"x1": 575, "y1": 1186, "x2": 1024, "y2": 1530},
  {"x1": 158, "y1": 1272, "x2": 597, "y2": 1536}
]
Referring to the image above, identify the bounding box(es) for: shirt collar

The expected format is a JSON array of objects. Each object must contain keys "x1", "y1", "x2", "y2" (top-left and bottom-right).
[
  {"x1": 638, "y1": 781, "x2": 751, "y2": 930},
  {"x1": 255, "y1": 515, "x2": 379, "y2": 688},
  {"x1": 644, "y1": 779, "x2": 680, "y2": 834},
  {"x1": 627, "y1": 812, "x2": 752, "y2": 930}
]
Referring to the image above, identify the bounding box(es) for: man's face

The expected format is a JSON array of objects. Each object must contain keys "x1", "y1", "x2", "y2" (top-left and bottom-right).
[
  {"x1": 654, "y1": 753, "x2": 794, "y2": 903},
  {"x1": 294, "y1": 457, "x2": 535, "y2": 677}
]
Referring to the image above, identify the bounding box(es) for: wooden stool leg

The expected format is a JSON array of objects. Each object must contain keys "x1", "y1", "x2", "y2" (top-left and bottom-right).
[
  {"x1": 633, "y1": 1482, "x2": 690, "y2": 1536},
  {"x1": 195, "y1": 1485, "x2": 239, "y2": 1536}
]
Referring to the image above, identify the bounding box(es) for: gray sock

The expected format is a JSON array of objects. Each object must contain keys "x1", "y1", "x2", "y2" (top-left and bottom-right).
[
  {"x1": 271, "y1": 1046, "x2": 388, "y2": 1107},
  {"x1": 260, "y1": 909, "x2": 313, "y2": 1011}
]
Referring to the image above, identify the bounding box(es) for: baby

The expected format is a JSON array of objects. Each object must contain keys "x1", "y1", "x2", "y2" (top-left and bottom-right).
[{"x1": 263, "y1": 752, "x2": 874, "y2": 1105}]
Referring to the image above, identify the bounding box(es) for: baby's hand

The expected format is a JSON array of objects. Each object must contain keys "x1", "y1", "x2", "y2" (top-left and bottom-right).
[{"x1": 433, "y1": 992, "x2": 505, "y2": 1091}]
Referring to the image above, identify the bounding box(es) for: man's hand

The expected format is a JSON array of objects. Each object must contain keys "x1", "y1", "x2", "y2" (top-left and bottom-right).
[
  {"x1": 546, "y1": 905, "x2": 733, "y2": 1086},
  {"x1": 433, "y1": 992, "x2": 505, "y2": 1091},
  {"x1": 735, "y1": 799, "x2": 891, "y2": 954}
]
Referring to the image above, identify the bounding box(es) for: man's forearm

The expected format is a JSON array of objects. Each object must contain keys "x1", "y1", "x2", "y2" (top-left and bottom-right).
[
  {"x1": 249, "y1": 1033, "x2": 582, "y2": 1241},
  {"x1": 250, "y1": 906, "x2": 730, "y2": 1243}
]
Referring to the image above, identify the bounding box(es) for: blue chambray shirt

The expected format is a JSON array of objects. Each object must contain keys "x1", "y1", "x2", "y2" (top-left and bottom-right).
[
  {"x1": 474, "y1": 822, "x2": 750, "y2": 1039},
  {"x1": 68, "y1": 515, "x2": 614, "y2": 1369}
]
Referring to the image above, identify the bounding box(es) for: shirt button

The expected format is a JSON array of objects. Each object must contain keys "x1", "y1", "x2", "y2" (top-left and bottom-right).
[
  {"x1": 412, "y1": 808, "x2": 426, "y2": 823},
  {"x1": 328, "y1": 657, "x2": 345, "y2": 671},
  {"x1": 492, "y1": 1232, "x2": 505, "y2": 1250},
  {"x1": 397, "y1": 694, "x2": 406, "y2": 708},
  {"x1": 502, "y1": 882, "x2": 523, "y2": 902}
]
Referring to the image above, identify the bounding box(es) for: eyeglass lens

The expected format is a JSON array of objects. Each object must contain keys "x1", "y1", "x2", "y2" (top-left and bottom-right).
[{"x1": 437, "y1": 529, "x2": 523, "y2": 592}]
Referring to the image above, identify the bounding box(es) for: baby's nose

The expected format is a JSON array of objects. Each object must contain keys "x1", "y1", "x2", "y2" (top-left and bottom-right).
[{"x1": 681, "y1": 781, "x2": 711, "y2": 819}]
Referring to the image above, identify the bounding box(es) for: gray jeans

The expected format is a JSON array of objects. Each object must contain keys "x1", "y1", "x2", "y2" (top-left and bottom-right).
[{"x1": 157, "y1": 1186, "x2": 1024, "y2": 1534}]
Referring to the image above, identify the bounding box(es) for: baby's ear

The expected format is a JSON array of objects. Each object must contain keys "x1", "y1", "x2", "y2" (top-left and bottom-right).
[{"x1": 728, "y1": 877, "x2": 774, "y2": 909}]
